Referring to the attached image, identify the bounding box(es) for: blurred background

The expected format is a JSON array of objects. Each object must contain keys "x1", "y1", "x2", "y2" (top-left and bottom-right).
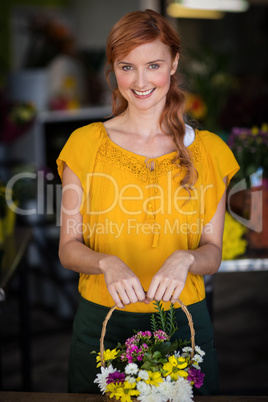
[{"x1": 0, "y1": 0, "x2": 268, "y2": 397}]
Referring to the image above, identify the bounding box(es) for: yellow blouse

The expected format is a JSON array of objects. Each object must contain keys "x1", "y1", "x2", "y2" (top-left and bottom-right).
[{"x1": 57, "y1": 122, "x2": 239, "y2": 313}]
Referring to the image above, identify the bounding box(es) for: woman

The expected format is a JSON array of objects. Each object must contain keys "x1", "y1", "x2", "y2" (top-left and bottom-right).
[{"x1": 57, "y1": 9, "x2": 239, "y2": 395}]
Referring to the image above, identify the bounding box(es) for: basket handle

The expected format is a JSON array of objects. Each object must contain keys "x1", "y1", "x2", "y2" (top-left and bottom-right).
[{"x1": 100, "y1": 299, "x2": 195, "y2": 368}]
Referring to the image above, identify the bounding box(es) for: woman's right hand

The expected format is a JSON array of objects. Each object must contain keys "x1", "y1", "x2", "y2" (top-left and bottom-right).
[{"x1": 99, "y1": 255, "x2": 147, "y2": 308}]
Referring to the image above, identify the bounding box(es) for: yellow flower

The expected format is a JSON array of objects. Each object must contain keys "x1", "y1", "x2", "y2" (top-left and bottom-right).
[
  {"x1": 251, "y1": 126, "x2": 259, "y2": 135},
  {"x1": 121, "y1": 381, "x2": 140, "y2": 402},
  {"x1": 107, "y1": 381, "x2": 139, "y2": 402},
  {"x1": 163, "y1": 356, "x2": 189, "y2": 381},
  {"x1": 145, "y1": 371, "x2": 163, "y2": 386},
  {"x1": 222, "y1": 212, "x2": 247, "y2": 260},
  {"x1": 106, "y1": 382, "x2": 124, "y2": 399},
  {"x1": 261, "y1": 123, "x2": 268, "y2": 132},
  {"x1": 96, "y1": 348, "x2": 118, "y2": 368}
]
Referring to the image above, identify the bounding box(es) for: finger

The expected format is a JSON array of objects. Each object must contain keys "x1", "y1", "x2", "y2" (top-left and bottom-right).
[
  {"x1": 117, "y1": 287, "x2": 132, "y2": 306},
  {"x1": 133, "y1": 284, "x2": 146, "y2": 303},
  {"x1": 170, "y1": 284, "x2": 184, "y2": 304},
  {"x1": 108, "y1": 288, "x2": 125, "y2": 309},
  {"x1": 140, "y1": 299, "x2": 150, "y2": 304},
  {"x1": 124, "y1": 284, "x2": 139, "y2": 304},
  {"x1": 147, "y1": 277, "x2": 161, "y2": 301},
  {"x1": 162, "y1": 285, "x2": 175, "y2": 303},
  {"x1": 145, "y1": 292, "x2": 153, "y2": 303},
  {"x1": 153, "y1": 278, "x2": 172, "y2": 302}
]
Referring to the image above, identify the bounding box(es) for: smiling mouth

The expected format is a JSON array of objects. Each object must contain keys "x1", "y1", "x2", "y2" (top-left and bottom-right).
[{"x1": 132, "y1": 88, "x2": 155, "y2": 96}]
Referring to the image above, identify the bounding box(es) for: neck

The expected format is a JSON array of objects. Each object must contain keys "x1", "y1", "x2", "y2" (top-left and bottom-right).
[{"x1": 120, "y1": 106, "x2": 164, "y2": 138}]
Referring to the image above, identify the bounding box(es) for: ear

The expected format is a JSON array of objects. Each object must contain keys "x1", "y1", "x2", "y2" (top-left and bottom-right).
[{"x1": 171, "y1": 53, "x2": 180, "y2": 75}]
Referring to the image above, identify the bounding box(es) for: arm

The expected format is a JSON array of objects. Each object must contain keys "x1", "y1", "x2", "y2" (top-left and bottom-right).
[
  {"x1": 146, "y1": 178, "x2": 227, "y2": 304},
  {"x1": 58, "y1": 163, "x2": 146, "y2": 308}
]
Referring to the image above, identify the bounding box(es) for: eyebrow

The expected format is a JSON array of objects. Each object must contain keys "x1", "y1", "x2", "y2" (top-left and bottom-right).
[{"x1": 116, "y1": 59, "x2": 165, "y2": 65}]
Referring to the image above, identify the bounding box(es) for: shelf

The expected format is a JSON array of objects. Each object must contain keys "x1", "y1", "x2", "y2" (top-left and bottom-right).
[{"x1": 37, "y1": 105, "x2": 112, "y2": 123}]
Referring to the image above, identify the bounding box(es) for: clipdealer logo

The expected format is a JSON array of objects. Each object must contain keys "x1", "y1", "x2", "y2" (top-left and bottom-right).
[
  {"x1": 66, "y1": 217, "x2": 212, "y2": 238},
  {"x1": 3, "y1": 169, "x2": 264, "y2": 233},
  {"x1": 227, "y1": 178, "x2": 263, "y2": 233}
]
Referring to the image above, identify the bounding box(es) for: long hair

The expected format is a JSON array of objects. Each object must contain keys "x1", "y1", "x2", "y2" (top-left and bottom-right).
[{"x1": 106, "y1": 9, "x2": 197, "y2": 187}]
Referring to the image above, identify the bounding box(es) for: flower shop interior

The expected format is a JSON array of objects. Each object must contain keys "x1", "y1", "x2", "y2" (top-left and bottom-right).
[{"x1": 0, "y1": 0, "x2": 268, "y2": 400}]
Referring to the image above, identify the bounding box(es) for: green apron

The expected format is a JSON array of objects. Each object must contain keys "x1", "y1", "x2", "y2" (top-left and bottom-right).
[{"x1": 68, "y1": 297, "x2": 219, "y2": 395}]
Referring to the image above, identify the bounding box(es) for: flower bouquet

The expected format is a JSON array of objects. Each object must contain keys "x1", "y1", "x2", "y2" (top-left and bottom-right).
[
  {"x1": 228, "y1": 124, "x2": 268, "y2": 186},
  {"x1": 227, "y1": 124, "x2": 268, "y2": 249},
  {"x1": 93, "y1": 300, "x2": 205, "y2": 402}
]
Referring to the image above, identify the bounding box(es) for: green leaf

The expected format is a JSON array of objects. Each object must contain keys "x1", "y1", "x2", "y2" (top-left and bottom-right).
[
  {"x1": 153, "y1": 301, "x2": 167, "y2": 332},
  {"x1": 150, "y1": 313, "x2": 159, "y2": 332},
  {"x1": 177, "y1": 339, "x2": 191, "y2": 348},
  {"x1": 152, "y1": 340, "x2": 178, "y2": 356},
  {"x1": 140, "y1": 361, "x2": 153, "y2": 370},
  {"x1": 142, "y1": 353, "x2": 153, "y2": 362},
  {"x1": 151, "y1": 365, "x2": 161, "y2": 372},
  {"x1": 166, "y1": 303, "x2": 178, "y2": 338},
  {"x1": 153, "y1": 351, "x2": 162, "y2": 359}
]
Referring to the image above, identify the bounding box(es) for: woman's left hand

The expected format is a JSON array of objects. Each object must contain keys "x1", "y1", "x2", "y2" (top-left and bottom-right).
[{"x1": 146, "y1": 250, "x2": 195, "y2": 304}]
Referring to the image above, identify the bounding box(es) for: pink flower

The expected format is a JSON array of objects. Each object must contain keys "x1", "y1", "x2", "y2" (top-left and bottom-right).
[{"x1": 153, "y1": 330, "x2": 170, "y2": 342}]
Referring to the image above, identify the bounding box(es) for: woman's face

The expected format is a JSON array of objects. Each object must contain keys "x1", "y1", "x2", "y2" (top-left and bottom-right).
[{"x1": 114, "y1": 40, "x2": 179, "y2": 113}]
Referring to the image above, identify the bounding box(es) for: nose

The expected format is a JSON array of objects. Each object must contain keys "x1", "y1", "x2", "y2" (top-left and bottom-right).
[{"x1": 135, "y1": 68, "x2": 148, "y2": 88}]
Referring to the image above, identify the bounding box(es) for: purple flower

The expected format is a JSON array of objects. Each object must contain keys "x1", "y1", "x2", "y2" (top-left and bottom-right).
[
  {"x1": 106, "y1": 371, "x2": 125, "y2": 384},
  {"x1": 187, "y1": 367, "x2": 205, "y2": 389}
]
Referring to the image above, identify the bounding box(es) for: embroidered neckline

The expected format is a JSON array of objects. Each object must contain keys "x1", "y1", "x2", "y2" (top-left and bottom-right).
[
  {"x1": 97, "y1": 138, "x2": 178, "y2": 182},
  {"x1": 96, "y1": 122, "x2": 201, "y2": 182},
  {"x1": 100, "y1": 122, "x2": 179, "y2": 161}
]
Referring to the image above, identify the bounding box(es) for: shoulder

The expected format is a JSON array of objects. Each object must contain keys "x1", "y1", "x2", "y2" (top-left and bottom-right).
[
  {"x1": 195, "y1": 129, "x2": 239, "y2": 182},
  {"x1": 57, "y1": 122, "x2": 105, "y2": 183},
  {"x1": 196, "y1": 129, "x2": 234, "y2": 157},
  {"x1": 68, "y1": 122, "x2": 105, "y2": 143},
  {"x1": 197, "y1": 129, "x2": 226, "y2": 147}
]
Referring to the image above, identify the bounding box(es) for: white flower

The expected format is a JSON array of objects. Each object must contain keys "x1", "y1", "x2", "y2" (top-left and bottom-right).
[
  {"x1": 165, "y1": 375, "x2": 172, "y2": 382},
  {"x1": 193, "y1": 354, "x2": 203, "y2": 363},
  {"x1": 125, "y1": 362, "x2": 139, "y2": 375},
  {"x1": 174, "y1": 350, "x2": 181, "y2": 358},
  {"x1": 93, "y1": 365, "x2": 116, "y2": 394},
  {"x1": 195, "y1": 345, "x2": 205, "y2": 356},
  {"x1": 137, "y1": 388, "x2": 163, "y2": 402},
  {"x1": 182, "y1": 346, "x2": 193, "y2": 353},
  {"x1": 138, "y1": 370, "x2": 149, "y2": 380},
  {"x1": 172, "y1": 376, "x2": 194, "y2": 402},
  {"x1": 158, "y1": 380, "x2": 175, "y2": 400},
  {"x1": 136, "y1": 381, "x2": 151, "y2": 395},
  {"x1": 192, "y1": 362, "x2": 201, "y2": 370},
  {"x1": 125, "y1": 375, "x2": 136, "y2": 384}
]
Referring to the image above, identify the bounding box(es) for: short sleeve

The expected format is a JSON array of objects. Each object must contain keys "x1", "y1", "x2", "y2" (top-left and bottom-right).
[
  {"x1": 56, "y1": 122, "x2": 103, "y2": 209},
  {"x1": 198, "y1": 130, "x2": 240, "y2": 225}
]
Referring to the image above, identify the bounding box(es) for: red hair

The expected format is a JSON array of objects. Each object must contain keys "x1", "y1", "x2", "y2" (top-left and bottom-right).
[{"x1": 106, "y1": 9, "x2": 196, "y2": 187}]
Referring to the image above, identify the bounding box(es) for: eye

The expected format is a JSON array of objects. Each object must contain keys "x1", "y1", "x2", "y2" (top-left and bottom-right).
[
  {"x1": 122, "y1": 65, "x2": 133, "y2": 71},
  {"x1": 149, "y1": 64, "x2": 160, "y2": 70}
]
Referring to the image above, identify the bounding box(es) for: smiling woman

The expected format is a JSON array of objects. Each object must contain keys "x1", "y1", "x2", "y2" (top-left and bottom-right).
[
  {"x1": 113, "y1": 41, "x2": 179, "y2": 111},
  {"x1": 56, "y1": 9, "x2": 239, "y2": 397}
]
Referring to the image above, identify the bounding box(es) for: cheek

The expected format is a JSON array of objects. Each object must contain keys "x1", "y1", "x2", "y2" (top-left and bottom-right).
[
  {"x1": 153, "y1": 71, "x2": 171, "y2": 88},
  {"x1": 115, "y1": 72, "x2": 132, "y2": 90}
]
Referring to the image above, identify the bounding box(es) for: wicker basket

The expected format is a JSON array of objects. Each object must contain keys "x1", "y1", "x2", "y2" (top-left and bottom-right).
[{"x1": 100, "y1": 299, "x2": 196, "y2": 402}]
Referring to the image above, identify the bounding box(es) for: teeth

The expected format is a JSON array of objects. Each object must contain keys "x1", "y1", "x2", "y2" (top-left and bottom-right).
[{"x1": 133, "y1": 89, "x2": 154, "y2": 96}]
